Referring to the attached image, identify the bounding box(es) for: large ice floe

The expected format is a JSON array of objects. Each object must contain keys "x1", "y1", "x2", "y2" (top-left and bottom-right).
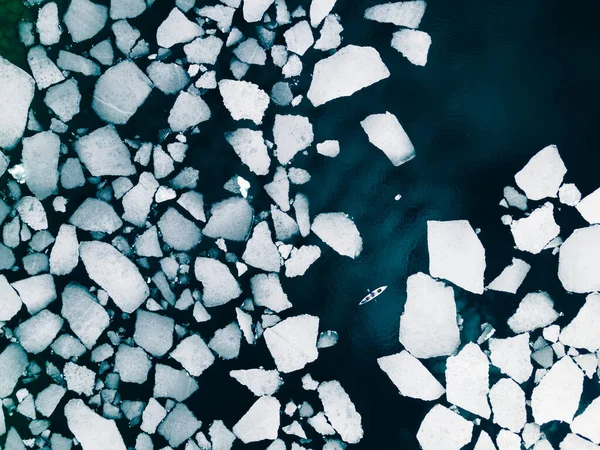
[{"x1": 0, "y1": 0, "x2": 440, "y2": 447}]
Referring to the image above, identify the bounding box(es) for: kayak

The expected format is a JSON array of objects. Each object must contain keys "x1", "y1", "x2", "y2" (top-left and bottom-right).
[{"x1": 359, "y1": 286, "x2": 388, "y2": 305}]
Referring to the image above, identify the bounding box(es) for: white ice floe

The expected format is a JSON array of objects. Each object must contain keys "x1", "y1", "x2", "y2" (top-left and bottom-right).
[
  {"x1": 285, "y1": 245, "x2": 321, "y2": 277},
  {"x1": 157, "y1": 207, "x2": 202, "y2": 251},
  {"x1": 154, "y1": 363, "x2": 198, "y2": 401},
  {"x1": 11, "y1": 274, "x2": 56, "y2": 315},
  {"x1": 487, "y1": 258, "x2": 530, "y2": 294},
  {"x1": 44, "y1": 79, "x2": 81, "y2": 123},
  {"x1": 80, "y1": 241, "x2": 149, "y2": 313},
  {"x1": 203, "y1": 197, "x2": 254, "y2": 241},
  {"x1": 0, "y1": 275, "x2": 22, "y2": 321},
  {"x1": 177, "y1": 191, "x2": 206, "y2": 222},
  {"x1": 399, "y1": 273, "x2": 460, "y2": 358},
  {"x1": 234, "y1": 38, "x2": 267, "y2": 65},
  {"x1": 514, "y1": 145, "x2": 567, "y2": 201},
  {"x1": 558, "y1": 225, "x2": 600, "y2": 293},
  {"x1": 110, "y1": 0, "x2": 146, "y2": 19},
  {"x1": 510, "y1": 202, "x2": 560, "y2": 254},
  {"x1": 391, "y1": 29, "x2": 431, "y2": 66},
  {"x1": 57, "y1": 50, "x2": 101, "y2": 76},
  {"x1": 69, "y1": 198, "x2": 123, "y2": 233},
  {"x1": 427, "y1": 220, "x2": 486, "y2": 294},
  {"x1": 122, "y1": 172, "x2": 159, "y2": 226},
  {"x1": 157, "y1": 403, "x2": 201, "y2": 448},
  {"x1": 417, "y1": 404, "x2": 473, "y2": 450},
  {"x1": 219, "y1": 79, "x2": 270, "y2": 125},
  {"x1": 571, "y1": 396, "x2": 600, "y2": 444},
  {"x1": 243, "y1": 221, "x2": 281, "y2": 271},
  {"x1": 315, "y1": 14, "x2": 343, "y2": 51},
  {"x1": 233, "y1": 396, "x2": 280, "y2": 443},
  {"x1": 209, "y1": 322, "x2": 242, "y2": 360},
  {"x1": 170, "y1": 333, "x2": 214, "y2": 377},
  {"x1": 361, "y1": 111, "x2": 415, "y2": 167},
  {"x1": 318, "y1": 330, "x2": 339, "y2": 348},
  {"x1": 168, "y1": 91, "x2": 211, "y2": 132},
  {"x1": 364, "y1": 1, "x2": 427, "y2": 28},
  {"x1": 559, "y1": 183, "x2": 581, "y2": 206},
  {"x1": 576, "y1": 187, "x2": 600, "y2": 224},
  {"x1": 230, "y1": 369, "x2": 283, "y2": 396},
  {"x1": 92, "y1": 60, "x2": 152, "y2": 124},
  {"x1": 507, "y1": 291, "x2": 559, "y2": 333},
  {"x1": 503, "y1": 186, "x2": 528, "y2": 211},
  {"x1": 496, "y1": 430, "x2": 521, "y2": 450},
  {"x1": 318, "y1": 380, "x2": 363, "y2": 444},
  {"x1": 22, "y1": 131, "x2": 60, "y2": 200},
  {"x1": 63, "y1": 0, "x2": 108, "y2": 43},
  {"x1": 559, "y1": 293, "x2": 600, "y2": 352},
  {"x1": 264, "y1": 314, "x2": 319, "y2": 373},
  {"x1": 156, "y1": 7, "x2": 203, "y2": 48},
  {"x1": 273, "y1": 114, "x2": 314, "y2": 165},
  {"x1": 0, "y1": 56, "x2": 35, "y2": 150},
  {"x1": 560, "y1": 434, "x2": 600, "y2": 450},
  {"x1": 307, "y1": 45, "x2": 390, "y2": 106},
  {"x1": 17, "y1": 196, "x2": 48, "y2": 230},
  {"x1": 16, "y1": 309, "x2": 63, "y2": 354},
  {"x1": 146, "y1": 61, "x2": 189, "y2": 94},
  {"x1": 37, "y1": 2, "x2": 61, "y2": 45},
  {"x1": 64, "y1": 399, "x2": 126, "y2": 450},
  {"x1": 489, "y1": 333, "x2": 533, "y2": 384},
  {"x1": 114, "y1": 344, "x2": 151, "y2": 384},
  {"x1": 194, "y1": 257, "x2": 241, "y2": 307},
  {"x1": 312, "y1": 212, "x2": 363, "y2": 258},
  {"x1": 446, "y1": 343, "x2": 491, "y2": 418},
  {"x1": 251, "y1": 273, "x2": 291, "y2": 312},
  {"x1": 134, "y1": 226, "x2": 162, "y2": 257},
  {"x1": 226, "y1": 129, "x2": 271, "y2": 176},
  {"x1": 35, "y1": 384, "x2": 66, "y2": 418},
  {"x1": 377, "y1": 350, "x2": 445, "y2": 400},
  {"x1": 317, "y1": 140, "x2": 340, "y2": 157},
  {"x1": 140, "y1": 398, "x2": 166, "y2": 435},
  {"x1": 531, "y1": 356, "x2": 583, "y2": 425},
  {"x1": 0, "y1": 344, "x2": 28, "y2": 398},
  {"x1": 60, "y1": 284, "x2": 108, "y2": 349},
  {"x1": 60, "y1": 158, "x2": 85, "y2": 190},
  {"x1": 284, "y1": 20, "x2": 314, "y2": 56},
  {"x1": 134, "y1": 309, "x2": 174, "y2": 357},
  {"x1": 63, "y1": 361, "x2": 95, "y2": 396},
  {"x1": 209, "y1": 420, "x2": 236, "y2": 450},
  {"x1": 310, "y1": 0, "x2": 337, "y2": 27},
  {"x1": 294, "y1": 192, "x2": 311, "y2": 237},
  {"x1": 489, "y1": 378, "x2": 526, "y2": 432},
  {"x1": 184, "y1": 36, "x2": 224, "y2": 65},
  {"x1": 265, "y1": 166, "x2": 290, "y2": 211},
  {"x1": 474, "y1": 431, "x2": 497, "y2": 450}
]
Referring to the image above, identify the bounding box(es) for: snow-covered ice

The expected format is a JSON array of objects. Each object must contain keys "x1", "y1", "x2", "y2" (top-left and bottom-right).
[
  {"x1": 184, "y1": 36, "x2": 224, "y2": 65},
  {"x1": 157, "y1": 207, "x2": 202, "y2": 251},
  {"x1": 251, "y1": 273, "x2": 291, "y2": 312},
  {"x1": 416, "y1": 404, "x2": 473, "y2": 450},
  {"x1": 285, "y1": 245, "x2": 321, "y2": 277},
  {"x1": 61, "y1": 283, "x2": 109, "y2": 348},
  {"x1": 63, "y1": 0, "x2": 108, "y2": 43},
  {"x1": 156, "y1": 7, "x2": 203, "y2": 48},
  {"x1": 560, "y1": 434, "x2": 600, "y2": 450},
  {"x1": 312, "y1": 212, "x2": 363, "y2": 258},
  {"x1": 140, "y1": 398, "x2": 166, "y2": 435},
  {"x1": 507, "y1": 291, "x2": 559, "y2": 333},
  {"x1": 489, "y1": 378, "x2": 527, "y2": 432},
  {"x1": 153, "y1": 364, "x2": 199, "y2": 401},
  {"x1": 64, "y1": 399, "x2": 126, "y2": 450},
  {"x1": 360, "y1": 111, "x2": 418, "y2": 166},
  {"x1": 514, "y1": 145, "x2": 567, "y2": 201},
  {"x1": 168, "y1": 91, "x2": 211, "y2": 132},
  {"x1": 202, "y1": 197, "x2": 254, "y2": 241},
  {"x1": 487, "y1": 258, "x2": 530, "y2": 294},
  {"x1": 264, "y1": 314, "x2": 319, "y2": 373},
  {"x1": 284, "y1": 20, "x2": 314, "y2": 56},
  {"x1": 233, "y1": 396, "x2": 280, "y2": 443},
  {"x1": 489, "y1": 333, "x2": 533, "y2": 384},
  {"x1": 559, "y1": 183, "x2": 581, "y2": 206},
  {"x1": 570, "y1": 396, "x2": 600, "y2": 444},
  {"x1": 157, "y1": 403, "x2": 201, "y2": 447},
  {"x1": 114, "y1": 344, "x2": 151, "y2": 384},
  {"x1": 209, "y1": 322, "x2": 242, "y2": 360},
  {"x1": 194, "y1": 257, "x2": 241, "y2": 307},
  {"x1": 318, "y1": 381, "x2": 363, "y2": 444},
  {"x1": 170, "y1": 333, "x2": 214, "y2": 377},
  {"x1": 510, "y1": 202, "x2": 560, "y2": 254},
  {"x1": 0, "y1": 275, "x2": 22, "y2": 321},
  {"x1": 16, "y1": 196, "x2": 48, "y2": 230},
  {"x1": 230, "y1": 369, "x2": 283, "y2": 396},
  {"x1": 364, "y1": 1, "x2": 427, "y2": 28},
  {"x1": 225, "y1": 129, "x2": 271, "y2": 175},
  {"x1": 69, "y1": 198, "x2": 123, "y2": 233},
  {"x1": 242, "y1": 221, "x2": 281, "y2": 271},
  {"x1": 11, "y1": 273, "x2": 57, "y2": 315},
  {"x1": 243, "y1": 0, "x2": 275, "y2": 22},
  {"x1": 0, "y1": 56, "x2": 35, "y2": 150},
  {"x1": 44, "y1": 79, "x2": 81, "y2": 123},
  {"x1": 134, "y1": 309, "x2": 174, "y2": 357},
  {"x1": 558, "y1": 225, "x2": 600, "y2": 293},
  {"x1": 391, "y1": 29, "x2": 431, "y2": 66},
  {"x1": 219, "y1": 80, "x2": 270, "y2": 125},
  {"x1": 0, "y1": 344, "x2": 28, "y2": 398},
  {"x1": 146, "y1": 61, "x2": 189, "y2": 94},
  {"x1": 22, "y1": 131, "x2": 60, "y2": 200},
  {"x1": 576, "y1": 187, "x2": 600, "y2": 224},
  {"x1": 559, "y1": 293, "x2": 600, "y2": 351},
  {"x1": 310, "y1": 0, "x2": 337, "y2": 27}
]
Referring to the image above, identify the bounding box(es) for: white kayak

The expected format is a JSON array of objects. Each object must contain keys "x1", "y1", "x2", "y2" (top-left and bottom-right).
[{"x1": 359, "y1": 286, "x2": 388, "y2": 305}]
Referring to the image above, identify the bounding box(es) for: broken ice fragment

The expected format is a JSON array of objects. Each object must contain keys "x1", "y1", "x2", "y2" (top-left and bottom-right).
[
  {"x1": 69, "y1": 198, "x2": 123, "y2": 233},
  {"x1": 168, "y1": 91, "x2": 211, "y2": 132},
  {"x1": 64, "y1": 0, "x2": 108, "y2": 42},
  {"x1": 559, "y1": 183, "x2": 581, "y2": 206},
  {"x1": 203, "y1": 197, "x2": 254, "y2": 241},
  {"x1": 558, "y1": 225, "x2": 600, "y2": 293},
  {"x1": 22, "y1": 131, "x2": 60, "y2": 200},
  {"x1": 317, "y1": 140, "x2": 340, "y2": 157},
  {"x1": 16, "y1": 196, "x2": 48, "y2": 231},
  {"x1": 510, "y1": 202, "x2": 560, "y2": 254},
  {"x1": 243, "y1": 221, "x2": 281, "y2": 271},
  {"x1": 11, "y1": 274, "x2": 56, "y2": 315},
  {"x1": 194, "y1": 257, "x2": 241, "y2": 307},
  {"x1": 251, "y1": 273, "x2": 292, "y2": 312},
  {"x1": 284, "y1": 20, "x2": 314, "y2": 56},
  {"x1": 315, "y1": 14, "x2": 343, "y2": 51},
  {"x1": 399, "y1": 273, "x2": 460, "y2": 358},
  {"x1": 264, "y1": 314, "x2": 319, "y2": 373},
  {"x1": 146, "y1": 61, "x2": 189, "y2": 95},
  {"x1": 318, "y1": 381, "x2": 363, "y2": 444},
  {"x1": 16, "y1": 309, "x2": 64, "y2": 354},
  {"x1": 157, "y1": 207, "x2": 202, "y2": 251},
  {"x1": 230, "y1": 369, "x2": 283, "y2": 396},
  {"x1": 310, "y1": 0, "x2": 337, "y2": 27},
  {"x1": 243, "y1": 0, "x2": 275, "y2": 22},
  {"x1": 219, "y1": 80, "x2": 270, "y2": 125},
  {"x1": 37, "y1": 2, "x2": 61, "y2": 46},
  {"x1": 560, "y1": 434, "x2": 600, "y2": 450},
  {"x1": 134, "y1": 226, "x2": 162, "y2": 257},
  {"x1": 134, "y1": 309, "x2": 174, "y2": 357},
  {"x1": 27, "y1": 46, "x2": 65, "y2": 89},
  {"x1": 93, "y1": 60, "x2": 152, "y2": 124},
  {"x1": 80, "y1": 241, "x2": 149, "y2": 313},
  {"x1": 49, "y1": 224, "x2": 79, "y2": 275},
  {"x1": 44, "y1": 79, "x2": 81, "y2": 123},
  {"x1": 571, "y1": 396, "x2": 600, "y2": 445},
  {"x1": 576, "y1": 187, "x2": 600, "y2": 224},
  {"x1": 377, "y1": 350, "x2": 445, "y2": 400},
  {"x1": 559, "y1": 293, "x2": 600, "y2": 352},
  {"x1": 0, "y1": 57, "x2": 35, "y2": 150},
  {"x1": 233, "y1": 396, "x2": 280, "y2": 443},
  {"x1": 0, "y1": 275, "x2": 22, "y2": 321},
  {"x1": 489, "y1": 333, "x2": 533, "y2": 384},
  {"x1": 427, "y1": 219, "x2": 486, "y2": 294},
  {"x1": 158, "y1": 403, "x2": 201, "y2": 447},
  {"x1": 307, "y1": 45, "x2": 390, "y2": 106},
  {"x1": 170, "y1": 334, "x2": 215, "y2": 377},
  {"x1": 225, "y1": 129, "x2": 271, "y2": 176},
  {"x1": 114, "y1": 344, "x2": 151, "y2": 384},
  {"x1": 487, "y1": 258, "x2": 530, "y2": 294},
  {"x1": 122, "y1": 172, "x2": 159, "y2": 227},
  {"x1": 273, "y1": 114, "x2": 314, "y2": 165},
  {"x1": 474, "y1": 430, "x2": 497, "y2": 450},
  {"x1": 507, "y1": 291, "x2": 559, "y2": 333},
  {"x1": 265, "y1": 166, "x2": 290, "y2": 211},
  {"x1": 312, "y1": 212, "x2": 362, "y2": 258},
  {"x1": 156, "y1": 8, "x2": 203, "y2": 48},
  {"x1": 65, "y1": 399, "x2": 125, "y2": 450},
  {"x1": 154, "y1": 364, "x2": 199, "y2": 401},
  {"x1": 364, "y1": 1, "x2": 427, "y2": 28},
  {"x1": 209, "y1": 322, "x2": 242, "y2": 360},
  {"x1": 489, "y1": 378, "x2": 526, "y2": 432},
  {"x1": 391, "y1": 29, "x2": 431, "y2": 68},
  {"x1": 0, "y1": 344, "x2": 28, "y2": 398},
  {"x1": 514, "y1": 145, "x2": 567, "y2": 201},
  {"x1": 61, "y1": 283, "x2": 109, "y2": 348},
  {"x1": 416, "y1": 404, "x2": 473, "y2": 450},
  {"x1": 75, "y1": 125, "x2": 137, "y2": 177}
]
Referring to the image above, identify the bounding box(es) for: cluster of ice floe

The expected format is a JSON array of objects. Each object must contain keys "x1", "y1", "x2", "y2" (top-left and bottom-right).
[
  {"x1": 377, "y1": 144, "x2": 600, "y2": 449},
  {"x1": 0, "y1": 0, "x2": 432, "y2": 448}
]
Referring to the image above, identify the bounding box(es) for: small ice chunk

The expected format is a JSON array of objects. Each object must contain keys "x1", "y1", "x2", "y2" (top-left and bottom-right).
[
  {"x1": 17, "y1": 196, "x2": 48, "y2": 230},
  {"x1": 122, "y1": 172, "x2": 159, "y2": 226},
  {"x1": 446, "y1": 343, "x2": 491, "y2": 418},
  {"x1": 197, "y1": 4, "x2": 235, "y2": 33},
  {"x1": 184, "y1": 36, "x2": 223, "y2": 65},
  {"x1": 399, "y1": 273, "x2": 460, "y2": 358},
  {"x1": 154, "y1": 364, "x2": 198, "y2": 401},
  {"x1": 230, "y1": 369, "x2": 283, "y2": 396},
  {"x1": 157, "y1": 207, "x2": 202, "y2": 251},
  {"x1": 69, "y1": 198, "x2": 123, "y2": 233},
  {"x1": 225, "y1": 129, "x2": 270, "y2": 176},
  {"x1": 507, "y1": 291, "x2": 559, "y2": 333},
  {"x1": 134, "y1": 310, "x2": 174, "y2": 357},
  {"x1": 264, "y1": 314, "x2": 319, "y2": 373},
  {"x1": 44, "y1": 79, "x2": 81, "y2": 122},
  {"x1": 365, "y1": 1, "x2": 426, "y2": 28},
  {"x1": 170, "y1": 334, "x2": 214, "y2": 377},
  {"x1": 50, "y1": 224, "x2": 78, "y2": 275},
  {"x1": 558, "y1": 183, "x2": 581, "y2": 206},
  {"x1": 61, "y1": 283, "x2": 109, "y2": 348},
  {"x1": 285, "y1": 245, "x2": 321, "y2": 277},
  {"x1": 504, "y1": 186, "x2": 528, "y2": 211},
  {"x1": 314, "y1": 14, "x2": 343, "y2": 51},
  {"x1": 168, "y1": 91, "x2": 211, "y2": 132},
  {"x1": 489, "y1": 378, "x2": 526, "y2": 432},
  {"x1": 232, "y1": 397, "x2": 280, "y2": 445},
  {"x1": 531, "y1": 356, "x2": 583, "y2": 425},
  {"x1": 177, "y1": 191, "x2": 205, "y2": 222},
  {"x1": 114, "y1": 344, "x2": 151, "y2": 384},
  {"x1": 284, "y1": 21, "x2": 314, "y2": 56},
  {"x1": 16, "y1": 309, "x2": 63, "y2": 354},
  {"x1": 288, "y1": 167, "x2": 311, "y2": 184},
  {"x1": 76, "y1": 126, "x2": 135, "y2": 177},
  {"x1": 571, "y1": 396, "x2": 600, "y2": 444},
  {"x1": 515, "y1": 145, "x2": 567, "y2": 201},
  {"x1": 310, "y1": 0, "x2": 337, "y2": 26},
  {"x1": 271, "y1": 206, "x2": 299, "y2": 241},
  {"x1": 146, "y1": 61, "x2": 189, "y2": 95},
  {"x1": 474, "y1": 431, "x2": 497, "y2": 450},
  {"x1": 134, "y1": 226, "x2": 162, "y2": 257},
  {"x1": 307, "y1": 45, "x2": 390, "y2": 106},
  {"x1": 391, "y1": 29, "x2": 431, "y2": 66},
  {"x1": 576, "y1": 187, "x2": 600, "y2": 224},
  {"x1": 63, "y1": 362, "x2": 95, "y2": 395},
  {"x1": 0, "y1": 57, "x2": 35, "y2": 150},
  {"x1": 203, "y1": 197, "x2": 254, "y2": 241},
  {"x1": 194, "y1": 257, "x2": 241, "y2": 307},
  {"x1": 294, "y1": 192, "x2": 311, "y2": 237},
  {"x1": 37, "y1": 2, "x2": 61, "y2": 45},
  {"x1": 11, "y1": 274, "x2": 56, "y2": 315},
  {"x1": 318, "y1": 381, "x2": 363, "y2": 444},
  {"x1": 209, "y1": 420, "x2": 236, "y2": 450},
  {"x1": 243, "y1": 221, "x2": 281, "y2": 271},
  {"x1": 377, "y1": 350, "x2": 445, "y2": 400},
  {"x1": 312, "y1": 212, "x2": 362, "y2": 258},
  {"x1": 208, "y1": 322, "x2": 242, "y2": 360},
  {"x1": 273, "y1": 114, "x2": 313, "y2": 165},
  {"x1": 308, "y1": 412, "x2": 335, "y2": 436},
  {"x1": 510, "y1": 202, "x2": 560, "y2": 254},
  {"x1": 22, "y1": 131, "x2": 60, "y2": 200},
  {"x1": 251, "y1": 273, "x2": 291, "y2": 312},
  {"x1": 317, "y1": 140, "x2": 340, "y2": 157},
  {"x1": 487, "y1": 258, "x2": 530, "y2": 294},
  {"x1": 496, "y1": 430, "x2": 522, "y2": 450},
  {"x1": 158, "y1": 403, "x2": 201, "y2": 448},
  {"x1": 57, "y1": 50, "x2": 101, "y2": 76},
  {"x1": 559, "y1": 293, "x2": 600, "y2": 351},
  {"x1": 156, "y1": 8, "x2": 203, "y2": 48},
  {"x1": 0, "y1": 344, "x2": 28, "y2": 398},
  {"x1": 64, "y1": 0, "x2": 108, "y2": 42},
  {"x1": 234, "y1": 38, "x2": 267, "y2": 66},
  {"x1": 65, "y1": 399, "x2": 125, "y2": 450},
  {"x1": 427, "y1": 219, "x2": 485, "y2": 294},
  {"x1": 141, "y1": 398, "x2": 166, "y2": 435},
  {"x1": 35, "y1": 384, "x2": 66, "y2": 417},
  {"x1": 243, "y1": 0, "x2": 275, "y2": 22},
  {"x1": 110, "y1": 0, "x2": 146, "y2": 19},
  {"x1": 92, "y1": 60, "x2": 152, "y2": 124},
  {"x1": 560, "y1": 434, "x2": 600, "y2": 450},
  {"x1": 112, "y1": 20, "x2": 141, "y2": 56},
  {"x1": 416, "y1": 404, "x2": 473, "y2": 450},
  {"x1": 80, "y1": 241, "x2": 149, "y2": 313},
  {"x1": 218, "y1": 80, "x2": 270, "y2": 125},
  {"x1": 265, "y1": 166, "x2": 290, "y2": 211},
  {"x1": 559, "y1": 225, "x2": 600, "y2": 293},
  {"x1": 361, "y1": 111, "x2": 415, "y2": 166},
  {"x1": 0, "y1": 275, "x2": 22, "y2": 321},
  {"x1": 489, "y1": 334, "x2": 533, "y2": 384}
]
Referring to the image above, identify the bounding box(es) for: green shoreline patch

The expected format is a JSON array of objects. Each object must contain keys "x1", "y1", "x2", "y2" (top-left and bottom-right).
[{"x1": 0, "y1": 0, "x2": 26, "y2": 67}]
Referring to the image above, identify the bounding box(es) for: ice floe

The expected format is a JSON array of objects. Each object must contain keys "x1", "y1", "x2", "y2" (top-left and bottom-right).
[{"x1": 361, "y1": 111, "x2": 416, "y2": 166}]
